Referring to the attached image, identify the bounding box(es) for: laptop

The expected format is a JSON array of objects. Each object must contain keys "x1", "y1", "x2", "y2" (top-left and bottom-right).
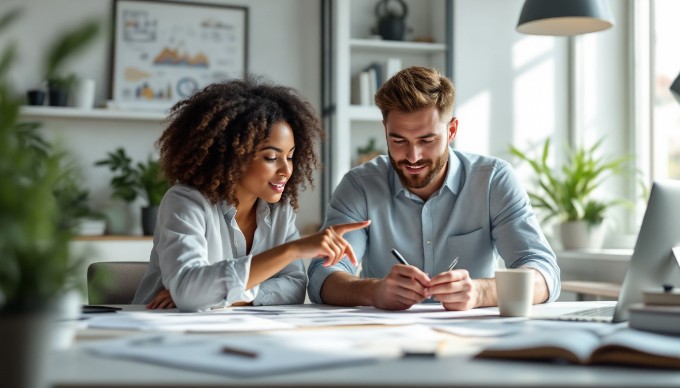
[{"x1": 553, "y1": 180, "x2": 680, "y2": 323}]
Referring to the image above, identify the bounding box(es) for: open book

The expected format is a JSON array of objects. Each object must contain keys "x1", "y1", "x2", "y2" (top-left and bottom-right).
[{"x1": 476, "y1": 327, "x2": 680, "y2": 368}]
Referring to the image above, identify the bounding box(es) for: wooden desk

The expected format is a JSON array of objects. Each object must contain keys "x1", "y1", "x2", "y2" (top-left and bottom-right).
[
  {"x1": 46, "y1": 302, "x2": 680, "y2": 387},
  {"x1": 561, "y1": 280, "x2": 621, "y2": 301}
]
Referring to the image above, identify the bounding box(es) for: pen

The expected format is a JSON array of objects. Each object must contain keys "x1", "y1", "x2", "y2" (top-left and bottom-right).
[
  {"x1": 391, "y1": 249, "x2": 410, "y2": 266},
  {"x1": 446, "y1": 257, "x2": 459, "y2": 271},
  {"x1": 222, "y1": 345, "x2": 259, "y2": 359}
]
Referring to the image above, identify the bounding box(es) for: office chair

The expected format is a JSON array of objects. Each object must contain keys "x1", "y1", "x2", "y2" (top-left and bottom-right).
[{"x1": 87, "y1": 261, "x2": 149, "y2": 304}]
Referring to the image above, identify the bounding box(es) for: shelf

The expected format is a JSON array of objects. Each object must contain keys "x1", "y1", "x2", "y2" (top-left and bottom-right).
[
  {"x1": 73, "y1": 235, "x2": 153, "y2": 241},
  {"x1": 555, "y1": 249, "x2": 633, "y2": 262},
  {"x1": 20, "y1": 106, "x2": 167, "y2": 121},
  {"x1": 350, "y1": 39, "x2": 447, "y2": 54},
  {"x1": 348, "y1": 105, "x2": 382, "y2": 121}
]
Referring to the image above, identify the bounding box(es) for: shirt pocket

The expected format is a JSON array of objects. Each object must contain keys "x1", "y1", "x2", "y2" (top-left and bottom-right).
[{"x1": 445, "y1": 228, "x2": 491, "y2": 276}]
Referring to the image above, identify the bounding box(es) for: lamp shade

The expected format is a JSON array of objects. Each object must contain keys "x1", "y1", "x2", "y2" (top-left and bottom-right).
[
  {"x1": 517, "y1": 0, "x2": 614, "y2": 36},
  {"x1": 671, "y1": 72, "x2": 680, "y2": 105}
]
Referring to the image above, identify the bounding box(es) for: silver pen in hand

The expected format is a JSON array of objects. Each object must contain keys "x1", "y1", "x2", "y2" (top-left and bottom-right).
[
  {"x1": 391, "y1": 249, "x2": 410, "y2": 266},
  {"x1": 446, "y1": 257, "x2": 459, "y2": 271}
]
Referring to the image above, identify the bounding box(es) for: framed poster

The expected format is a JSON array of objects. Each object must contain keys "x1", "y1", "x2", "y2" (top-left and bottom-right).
[{"x1": 111, "y1": 0, "x2": 248, "y2": 111}]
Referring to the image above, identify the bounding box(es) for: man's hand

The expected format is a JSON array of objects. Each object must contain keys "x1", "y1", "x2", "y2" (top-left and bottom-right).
[
  {"x1": 428, "y1": 269, "x2": 485, "y2": 311},
  {"x1": 146, "y1": 288, "x2": 176, "y2": 309},
  {"x1": 372, "y1": 264, "x2": 431, "y2": 310}
]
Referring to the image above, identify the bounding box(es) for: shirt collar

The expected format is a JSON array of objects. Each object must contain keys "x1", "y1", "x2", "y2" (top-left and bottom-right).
[
  {"x1": 390, "y1": 147, "x2": 461, "y2": 199},
  {"x1": 221, "y1": 198, "x2": 272, "y2": 225}
]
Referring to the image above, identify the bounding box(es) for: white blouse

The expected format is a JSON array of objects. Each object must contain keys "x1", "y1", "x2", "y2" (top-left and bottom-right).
[{"x1": 133, "y1": 184, "x2": 307, "y2": 312}]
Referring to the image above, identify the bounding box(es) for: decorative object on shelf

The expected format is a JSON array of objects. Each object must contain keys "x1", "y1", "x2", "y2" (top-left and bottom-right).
[
  {"x1": 516, "y1": 0, "x2": 614, "y2": 36},
  {"x1": 355, "y1": 138, "x2": 384, "y2": 166},
  {"x1": 510, "y1": 138, "x2": 634, "y2": 250},
  {"x1": 112, "y1": 0, "x2": 248, "y2": 112},
  {"x1": 26, "y1": 88, "x2": 46, "y2": 106},
  {"x1": 374, "y1": 0, "x2": 408, "y2": 41},
  {"x1": 95, "y1": 148, "x2": 169, "y2": 236},
  {"x1": 0, "y1": 9, "x2": 86, "y2": 388},
  {"x1": 43, "y1": 20, "x2": 100, "y2": 106},
  {"x1": 71, "y1": 78, "x2": 96, "y2": 109}
]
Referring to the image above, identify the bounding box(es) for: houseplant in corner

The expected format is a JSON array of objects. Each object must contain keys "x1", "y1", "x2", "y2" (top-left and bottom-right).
[
  {"x1": 0, "y1": 9, "x2": 85, "y2": 387},
  {"x1": 510, "y1": 138, "x2": 632, "y2": 250},
  {"x1": 96, "y1": 147, "x2": 169, "y2": 235}
]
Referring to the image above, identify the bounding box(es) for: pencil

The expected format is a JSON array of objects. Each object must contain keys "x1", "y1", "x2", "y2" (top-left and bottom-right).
[{"x1": 221, "y1": 345, "x2": 258, "y2": 358}]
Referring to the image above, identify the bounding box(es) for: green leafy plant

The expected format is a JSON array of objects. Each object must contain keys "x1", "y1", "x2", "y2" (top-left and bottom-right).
[
  {"x1": 95, "y1": 148, "x2": 169, "y2": 207},
  {"x1": 509, "y1": 138, "x2": 631, "y2": 225},
  {"x1": 43, "y1": 20, "x2": 100, "y2": 88},
  {"x1": 0, "y1": 10, "x2": 82, "y2": 312}
]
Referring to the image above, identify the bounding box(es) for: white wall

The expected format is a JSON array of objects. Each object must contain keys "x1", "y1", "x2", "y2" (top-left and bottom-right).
[
  {"x1": 0, "y1": 0, "x2": 323, "y2": 235},
  {"x1": 454, "y1": 0, "x2": 569, "y2": 159}
]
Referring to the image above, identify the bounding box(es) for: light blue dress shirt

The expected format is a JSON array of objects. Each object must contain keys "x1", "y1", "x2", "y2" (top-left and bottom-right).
[
  {"x1": 307, "y1": 148, "x2": 560, "y2": 304},
  {"x1": 133, "y1": 184, "x2": 306, "y2": 312}
]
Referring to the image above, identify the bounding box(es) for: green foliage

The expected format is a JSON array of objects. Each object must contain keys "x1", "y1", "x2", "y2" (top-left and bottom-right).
[
  {"x1": 357, "y1": 138, "x2": 379, "y2": 155},
  {"x1": 0, "y1": 9, "x2": 83, "y2": 312},
  {"x1": 44, "y1": 19, "x2": 100, "y2": 87},
  {"x1": 95, "y1": 148, "x2": 169, "y2": 207},
  {"x1": 510, "y1": 138, "x2": 632, "y2": 225}
]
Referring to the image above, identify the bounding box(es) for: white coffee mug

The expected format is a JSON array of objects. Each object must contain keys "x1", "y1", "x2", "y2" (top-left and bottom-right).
[{"x1": 495, "y1": 268, "x2": 535, "y2": 317}]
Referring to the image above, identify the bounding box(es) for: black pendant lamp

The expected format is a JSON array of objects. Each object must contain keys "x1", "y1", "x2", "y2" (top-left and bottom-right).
[
  {"x1": 671, "y1": 72, "x2": 680, "y2": 105},
  {"x1": 517, "y1": 0, "x2": 614, "y2": 36}
]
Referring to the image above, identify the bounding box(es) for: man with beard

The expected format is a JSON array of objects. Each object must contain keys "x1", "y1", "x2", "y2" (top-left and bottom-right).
[{"x1": 307, "y1": 66, "x2": 560, "y2": 311}]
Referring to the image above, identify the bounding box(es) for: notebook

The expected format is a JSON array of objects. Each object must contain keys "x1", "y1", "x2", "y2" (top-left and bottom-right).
[{"x1": 549, "y1": 180, "x2": 680, "y2": 323}]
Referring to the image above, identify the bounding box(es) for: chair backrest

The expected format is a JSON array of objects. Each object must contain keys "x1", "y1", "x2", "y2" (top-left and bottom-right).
[{"x1": 87, "y1": 261, "x2": 149, "y2": 304}]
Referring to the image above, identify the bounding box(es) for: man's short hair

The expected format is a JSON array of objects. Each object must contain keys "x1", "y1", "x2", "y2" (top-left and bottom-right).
[{"x1": 374, "y1": 66, "x2": 455, "y2": 121}]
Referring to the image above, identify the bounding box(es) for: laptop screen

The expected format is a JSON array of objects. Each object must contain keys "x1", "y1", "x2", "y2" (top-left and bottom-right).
[{"x1": 612, "y1": 180, "x2": 680, "y2": 322}]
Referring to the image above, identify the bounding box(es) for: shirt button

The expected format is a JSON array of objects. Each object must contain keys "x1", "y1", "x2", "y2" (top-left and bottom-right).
[{"x1": 426, "y1": 240, "x2": 431, "y2": 245}]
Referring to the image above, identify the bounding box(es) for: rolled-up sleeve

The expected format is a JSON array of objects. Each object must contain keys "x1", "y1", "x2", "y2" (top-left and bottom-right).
[
  {"x1": 489, "y1": 163, "x2": 561, "y2": 302},
  {"x1": 308, "y1": 173, "x2": 368, "y2": 304}
]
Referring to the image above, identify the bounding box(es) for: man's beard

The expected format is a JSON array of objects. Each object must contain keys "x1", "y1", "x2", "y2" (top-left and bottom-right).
[{"x1": 390, "y1": 148, "x2": 448, "y2": 190}]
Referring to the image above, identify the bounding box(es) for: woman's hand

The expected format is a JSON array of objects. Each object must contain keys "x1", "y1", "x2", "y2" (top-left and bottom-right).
[
  {"x1": 146, "y1": 288, "x2": 176, "y2": 309},
  {"x1": 293, "y1": 220, "x2": 370, "y2": 267}
]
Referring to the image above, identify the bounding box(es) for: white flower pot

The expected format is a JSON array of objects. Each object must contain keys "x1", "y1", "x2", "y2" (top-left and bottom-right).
[
  {"x1": 75, "y1": 218, "x2": 106, "y2": 236},
  {"x1": 558, "y1": 221, "x2": 606, "y2": 250}
]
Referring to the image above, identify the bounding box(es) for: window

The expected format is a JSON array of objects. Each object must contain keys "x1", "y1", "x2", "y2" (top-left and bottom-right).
[{"x1": 651, "y1": 0, "x2": 680, "y2": 180}]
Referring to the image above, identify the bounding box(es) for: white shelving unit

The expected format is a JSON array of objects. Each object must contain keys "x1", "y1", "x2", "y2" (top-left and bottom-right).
[
  {"x1": 324, "y1": 0, "x2": 452, "y2": 191},
  {"x1": 21, "y1": 106, "x2": 167, "y2": 122}
]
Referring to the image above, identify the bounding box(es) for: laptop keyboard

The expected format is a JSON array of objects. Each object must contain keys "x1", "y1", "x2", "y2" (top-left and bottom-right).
[{"x1": 556, "y1": 306, "x2": 616, "y2": 322}]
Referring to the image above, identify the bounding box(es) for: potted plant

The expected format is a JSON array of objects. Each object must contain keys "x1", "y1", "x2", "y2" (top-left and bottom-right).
[
  {"x1": 0, "y1": 9, "x2": 85, "y2": 387},
  {"x1": 95, "y1": 147, "x2": 170, "y2": 235},
  {"x1": 510, "y1": 138, "x2": 633, "y2": 250},
  {"x1": 54, "y1": 176, "x2": 107, "y2": 236},
  {"x1": 16, "y1": 121, "x2": 106, "y2": 235},
  {"x1": 42, "y1": 20, "x2": 100, "y2": 106},
  {"x1": 355, "y1": 138, "x2": 385, "y2": 166}
]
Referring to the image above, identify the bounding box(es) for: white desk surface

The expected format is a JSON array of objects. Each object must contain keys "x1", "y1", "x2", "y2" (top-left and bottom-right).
[{"x1": 48, "y1": 301, "x2": 680, "y2": 388}]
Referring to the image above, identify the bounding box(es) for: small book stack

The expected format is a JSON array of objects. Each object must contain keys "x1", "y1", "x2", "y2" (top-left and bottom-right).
[
  {"x1": 352, "y1": 58, "x2": 402, "y2": 106},
  {"x1": 629, "y1": 284, "x2": 680, "y2": 336}
]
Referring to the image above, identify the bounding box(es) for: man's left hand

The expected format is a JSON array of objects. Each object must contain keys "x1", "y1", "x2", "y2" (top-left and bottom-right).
[{"x1": 428, "y1": 269, "x2": 481, "y2": 310}]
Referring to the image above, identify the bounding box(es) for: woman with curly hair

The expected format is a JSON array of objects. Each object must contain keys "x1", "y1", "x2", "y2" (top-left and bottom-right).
[{"x1": 133, "y1": 77, "x2": 369, "y2": 312}]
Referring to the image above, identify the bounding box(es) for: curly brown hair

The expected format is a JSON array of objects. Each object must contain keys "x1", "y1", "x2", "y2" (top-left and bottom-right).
[{"x1": 158, "y1": 76, "x2": 324, "y2": 209}]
